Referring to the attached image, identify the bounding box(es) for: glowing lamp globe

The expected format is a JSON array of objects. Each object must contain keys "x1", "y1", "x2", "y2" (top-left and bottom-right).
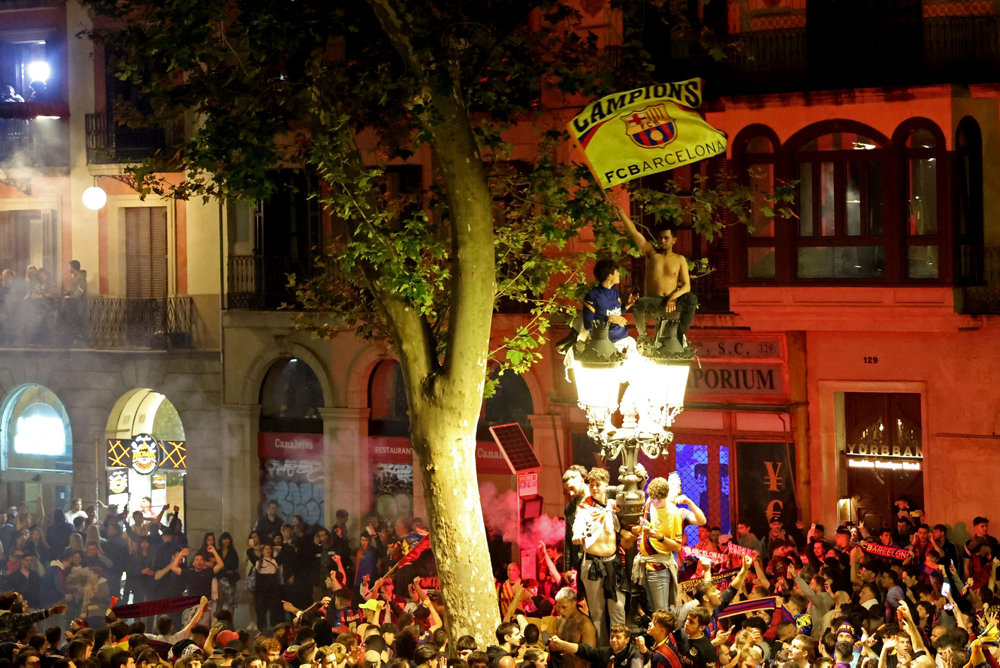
[{"x1": 82, "y1": 186, "x2": 108, "y2": 210}]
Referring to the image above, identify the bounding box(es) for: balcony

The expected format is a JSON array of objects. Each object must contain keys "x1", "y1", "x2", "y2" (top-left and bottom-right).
[
  {"x1": 0, "y1": 103, "x2": 70, "y2": 167},
  {"x1": 227, "y1": 255, "x2": 297, "y2": 310},
  {"x1": 721, "y1": 14, "x2": 1000, "y2": 95},
  {"x1": 0, "y1": 296, "x2": 195, "y2": 349},
  {"x1": 85, "y1": 112, "x2": 179, "y2": 165},
  {"x1": 956, "y1": 246, "x2": 1000, "y2": 316}
]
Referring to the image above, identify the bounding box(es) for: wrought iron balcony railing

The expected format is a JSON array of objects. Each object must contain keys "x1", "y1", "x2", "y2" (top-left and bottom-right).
[
  {"x1": 227, "y1": 255, "x2": 296, "y2": 310},
  {"x1": 85, "y1": 111, "x2": 180, "y2": 165},
  {"x1": 0, "y1": 296, "x2": 195, "y2": 349},
  {"x1": 957, "y1": 247, "x2": 1000, "y2": 316}
]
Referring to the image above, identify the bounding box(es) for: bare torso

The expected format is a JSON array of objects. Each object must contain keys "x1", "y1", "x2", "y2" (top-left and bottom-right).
[{"x1": 645, "y1": 250, "x2": 686, "y2": 297}]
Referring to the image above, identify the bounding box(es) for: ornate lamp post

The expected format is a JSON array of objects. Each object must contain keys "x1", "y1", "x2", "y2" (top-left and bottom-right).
[{"x1": 567, "y1": 319, "x2": 696, "y2": 527}]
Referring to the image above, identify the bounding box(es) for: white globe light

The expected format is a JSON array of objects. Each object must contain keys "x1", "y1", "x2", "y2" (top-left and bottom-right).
[{"x1": 82, "y1": 186, "x2": 108, "y2": 210}]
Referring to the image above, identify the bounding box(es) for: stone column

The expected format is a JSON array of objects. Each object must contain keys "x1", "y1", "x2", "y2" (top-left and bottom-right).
[
  {"x1": 318, "y1": 407, "x2": 370, "y2": 542},
  {"x1": 220, "y1": 403, "x2": 261, "y2": 537}
]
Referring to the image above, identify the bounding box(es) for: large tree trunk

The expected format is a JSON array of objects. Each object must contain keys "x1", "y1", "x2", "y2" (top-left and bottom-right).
[{"x1": 409, "y1": 403, "x2": 501, "y2": 645}]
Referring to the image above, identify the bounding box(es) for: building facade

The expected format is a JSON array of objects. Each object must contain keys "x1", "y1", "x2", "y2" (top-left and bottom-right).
[{"x1": 1, "y1": 0, "x2": 998, "y2": 555}]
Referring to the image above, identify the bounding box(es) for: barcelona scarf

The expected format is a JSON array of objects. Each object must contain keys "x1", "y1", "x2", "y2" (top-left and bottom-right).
[
  {"x1": 111, "y1": 595, "x2": 202, "y2": 619},
  {"x1": 682, "y1": 547, "x2": 727, "y2": 564},
  {"x1": 679, "y1": 568, "x2": 740, "y2": 594},
  {"x1": 718, "y1": 596, "x2": 777, "y2": 619},
  {"x1": 859, "y1": 541, "x2": 911, "y2": 561},
  {"x1": 965, "y1": 621, "x2": 999, "y2": 668}
]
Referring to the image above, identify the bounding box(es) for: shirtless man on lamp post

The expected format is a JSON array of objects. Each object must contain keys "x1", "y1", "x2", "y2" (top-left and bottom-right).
[{"x1": 616, "y1": 205, "x2": 698, "y2": 348}]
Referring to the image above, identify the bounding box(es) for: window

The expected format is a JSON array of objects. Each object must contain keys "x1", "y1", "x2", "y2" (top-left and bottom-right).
[
  {"x1": 1, "y1": 384, "x2": 72, "y2": 473},
  {"x1": 125, "y1": 207, "x2": 168, "y2": 299},
  {"x1": 793, "y1": 127, "x2": 886, "y2": 279},
  {"x1": 734, "y1": 119, "x2": 950, "y2": 284},
  {"x1": 0, "y1": 209, "x2": 57, "y2": 280},
  {"x1": 894, "y1": 120, "x2": 947, "y2": 280},
  {"x1": 954, "y1": 117, "x2": 984, "y2": 286},
  {"x1": 733, "y1": 126, "x2": 781, "y2": 280}
]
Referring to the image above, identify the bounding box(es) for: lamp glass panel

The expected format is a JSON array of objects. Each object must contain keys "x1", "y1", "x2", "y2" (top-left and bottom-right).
[{"x1": 571, "y1": 362, "x2": 620, "y2": 411}]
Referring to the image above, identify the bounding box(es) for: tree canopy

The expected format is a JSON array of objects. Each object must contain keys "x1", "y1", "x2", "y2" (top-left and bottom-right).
[{"x1": 81, "y1": 0, "x2": 793, "y2": 640}]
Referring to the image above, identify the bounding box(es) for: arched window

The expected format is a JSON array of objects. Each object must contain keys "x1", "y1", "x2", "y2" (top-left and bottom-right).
[
  {"x1": 893, "y1": 119, "x2": 948, "y2": 280},
  {"x1": 790, "y1": 122, "x2": 889, "y2": 279},
  {"x1": 733, "y1": 125, "x2": 781, "y2": 280},
  {"x1": 259, "y1": 357, "x2": 324, "y2": 433},
  {"x1": 484, "y1": 371, "x2": 534, "y2": 434},
  {"x1": 954, "y1": 117, "x2": 984, "y2": 286},
  {"x1": 1, "y1": 384, "x2": 72, "y2": 473}
]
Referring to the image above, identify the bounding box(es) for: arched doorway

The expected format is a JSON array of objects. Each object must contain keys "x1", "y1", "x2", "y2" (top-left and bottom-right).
[
  {"x1": 257, "y1": 357, "x2": 325, "y2": 526},
  {"x1": 105, "y1": 388, "x2": 187, "y2": 522}
]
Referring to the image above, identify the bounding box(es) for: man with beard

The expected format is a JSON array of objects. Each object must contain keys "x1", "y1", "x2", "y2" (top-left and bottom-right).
[{"x1": 562, "y1": 466, "x2": 588, "y2": 577}]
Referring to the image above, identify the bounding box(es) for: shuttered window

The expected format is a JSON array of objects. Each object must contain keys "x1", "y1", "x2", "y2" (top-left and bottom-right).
[{"x1": 124, "y1": 207, "x2": 167, "y2": 299}]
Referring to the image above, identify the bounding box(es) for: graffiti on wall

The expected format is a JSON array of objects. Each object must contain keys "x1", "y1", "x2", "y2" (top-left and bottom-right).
[{"x1": 261, "y1": 458, "x2": 325, "y2": 526}]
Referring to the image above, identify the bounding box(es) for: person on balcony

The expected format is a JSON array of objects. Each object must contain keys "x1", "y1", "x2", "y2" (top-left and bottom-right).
[
  {"x1": 1, "y1": 85, "x2": 24, "y2": 103},
  {"x1": 62, "y1": 260, "x2": 88, "y2": 346},
  {"x1": 616, "y1": 206, "x2": 697, "y2": 348}
]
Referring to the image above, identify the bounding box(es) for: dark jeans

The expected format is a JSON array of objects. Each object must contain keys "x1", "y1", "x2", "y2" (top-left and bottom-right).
[{"x1": 632, "y1": 292, "x2": 698, "y2": 341}]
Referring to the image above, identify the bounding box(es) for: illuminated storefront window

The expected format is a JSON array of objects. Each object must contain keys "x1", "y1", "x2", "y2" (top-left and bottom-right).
[
  {"x1": 1, "y1": 384, "x2": 72, "y2": 473},
  {"x1": 105, "y1": 388, "x2": 186, "y2": 519}
]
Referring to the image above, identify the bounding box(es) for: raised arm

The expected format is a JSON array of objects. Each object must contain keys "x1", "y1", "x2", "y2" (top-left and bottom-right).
[
  {"x1": 615, "y1": 205, "x2": 653, "y2": 254},
  {"x1": 678, "y1": 493, "x2": 707, "y2": 526},
  {"x1": 538, "y1": 542, "x2": 560, "y2": 583}
]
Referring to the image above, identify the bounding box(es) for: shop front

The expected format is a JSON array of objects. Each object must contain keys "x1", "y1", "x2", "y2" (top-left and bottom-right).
[
  {"x1": 106, "y1": 433, "x2": 187, "y2": 518},
  {"x1": 105, "y1": 388, "x2": 187, "y2": 520},
  {"x1": 569, "y1": 328, "x2": 803, "y2": 544}
]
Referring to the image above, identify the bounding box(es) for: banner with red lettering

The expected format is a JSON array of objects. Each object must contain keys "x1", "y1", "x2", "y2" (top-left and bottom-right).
[
  {"x1": 683, "y1": 546, "x2": 727, "y2": 564},
  {"x1": 859, "y1": 540, "x2": 911, "y2": 562}
]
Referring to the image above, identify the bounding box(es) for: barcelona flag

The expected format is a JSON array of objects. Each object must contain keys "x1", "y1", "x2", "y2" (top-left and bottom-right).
[{"x1": 568, "y1": 78, "x2": 727, "y2": 188}]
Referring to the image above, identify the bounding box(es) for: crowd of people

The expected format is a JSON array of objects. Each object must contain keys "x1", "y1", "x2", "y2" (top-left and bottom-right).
[{"x1": 0, "y1": 473, "x2": 996, "y2": 668}]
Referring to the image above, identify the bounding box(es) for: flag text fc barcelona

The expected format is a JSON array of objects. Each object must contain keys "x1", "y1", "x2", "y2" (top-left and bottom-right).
[{"x1": 568, "y1": 78, "x2": 728, "y2": 189}]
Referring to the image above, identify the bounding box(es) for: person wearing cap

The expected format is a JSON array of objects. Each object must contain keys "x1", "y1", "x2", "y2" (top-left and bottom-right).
[{"x1": 762, "y1": 515, "x2": 787, "y2": 558}]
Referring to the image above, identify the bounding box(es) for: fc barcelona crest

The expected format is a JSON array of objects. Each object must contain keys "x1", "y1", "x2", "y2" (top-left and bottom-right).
[{"x1": 621, "y1": 104, "x2": 677, "y2": 148}]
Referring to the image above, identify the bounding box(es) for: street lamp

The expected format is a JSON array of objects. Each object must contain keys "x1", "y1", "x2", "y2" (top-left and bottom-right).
[{"x1": 567, "y1": 319, "x2": 696, "y2": 524}]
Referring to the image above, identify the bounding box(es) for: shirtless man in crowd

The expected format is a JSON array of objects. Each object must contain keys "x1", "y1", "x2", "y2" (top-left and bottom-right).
[
  {"x1": 616, "y1": 205, "x2": 698, "y2": 347},
  {"x1": 572, "y1": 468, "x2": 625, "y2": 646}
]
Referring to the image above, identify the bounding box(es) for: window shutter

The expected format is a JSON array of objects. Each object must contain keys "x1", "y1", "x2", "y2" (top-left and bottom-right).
[{"x1": 125, "y1": 207, "x2": 168, "y2": 299}]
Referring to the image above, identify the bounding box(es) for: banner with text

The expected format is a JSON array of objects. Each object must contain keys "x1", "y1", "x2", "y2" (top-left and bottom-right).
[
  {"x1": 258, "y1": 432, "x2": 323, "y2": 460},
  {"x1": 568, "y1": 79, "x2": 727, "y2": 188}
]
